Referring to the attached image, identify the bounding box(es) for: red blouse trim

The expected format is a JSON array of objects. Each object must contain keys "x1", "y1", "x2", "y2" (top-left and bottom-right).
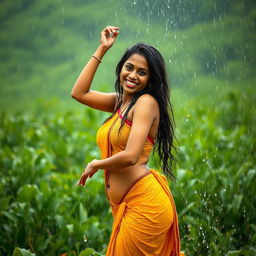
[{"x1": 117, "y1": 109, "x2": 155, "y2": 145}]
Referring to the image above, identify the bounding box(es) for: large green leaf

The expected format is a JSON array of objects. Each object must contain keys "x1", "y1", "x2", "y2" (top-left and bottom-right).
[
  {"x1": 17, "y1": 184, "x2": 39, "y2": 202},
  {"x1": 12, "y1": 247, "x2": 35, "y2": 256}
]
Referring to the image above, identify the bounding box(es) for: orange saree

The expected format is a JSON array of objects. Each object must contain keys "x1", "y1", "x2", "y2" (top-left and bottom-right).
[{"x1": 96, "y1": 110, "x2": 184, "y2": 255}]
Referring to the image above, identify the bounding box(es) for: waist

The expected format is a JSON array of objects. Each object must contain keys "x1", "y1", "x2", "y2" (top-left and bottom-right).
[
  {"x1": 107, "y1": 162, "x2": 149, "y2": 179},
  {"x1": 106, "y1": 164, "x2": 149, "y2": 204}
]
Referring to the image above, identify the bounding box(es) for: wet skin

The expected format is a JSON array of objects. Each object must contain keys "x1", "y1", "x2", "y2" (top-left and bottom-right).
[{"x1": 107, "y1": 54, "x2": 159, "y2": 204}]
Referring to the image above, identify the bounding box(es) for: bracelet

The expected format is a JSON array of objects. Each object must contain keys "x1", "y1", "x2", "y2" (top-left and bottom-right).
[{"x1": 92, "y1": 55, "x2": 102, "y2": 63}]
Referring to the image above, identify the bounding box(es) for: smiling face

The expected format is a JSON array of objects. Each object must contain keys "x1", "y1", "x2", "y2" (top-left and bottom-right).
[{"x1": 120, "y1": 53, "x2": 150, "y2": 95}]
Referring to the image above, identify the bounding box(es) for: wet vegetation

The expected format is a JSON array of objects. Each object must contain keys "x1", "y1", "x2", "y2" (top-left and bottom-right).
[
  {"x1": 0, "y1": 0, "x2": 255, "y2": 255},
  {"x1": 1, "y1": 89, "x2": 255, "y2": 255}
]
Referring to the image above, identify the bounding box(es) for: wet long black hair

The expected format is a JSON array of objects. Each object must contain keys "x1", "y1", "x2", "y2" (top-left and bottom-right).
[{"x1": 106, "y1": 43, "x2": 176, "y2": 180}]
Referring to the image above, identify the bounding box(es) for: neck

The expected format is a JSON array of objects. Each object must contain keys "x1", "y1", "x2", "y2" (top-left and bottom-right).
[{"x1": 122, "y1": 93, "x2": 132, "y2": 106}]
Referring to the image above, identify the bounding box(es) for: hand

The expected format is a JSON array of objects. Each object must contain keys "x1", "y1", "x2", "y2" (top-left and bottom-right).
[
  {"x1": 77, "y1": 159, "x2": 99, "y2": 186},
  {"x1": 100, "y1": 25, "x2": 120, "y2": 49}
]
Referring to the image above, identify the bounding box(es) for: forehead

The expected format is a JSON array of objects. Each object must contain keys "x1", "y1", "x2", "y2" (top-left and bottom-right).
[{"x1": 124, "y1": 53, "x2": 149, "y2": 70}]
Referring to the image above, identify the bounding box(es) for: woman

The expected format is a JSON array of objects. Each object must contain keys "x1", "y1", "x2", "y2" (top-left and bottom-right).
[{"x1": 71, "y1": 25, "x2": 182, "y2": 256}]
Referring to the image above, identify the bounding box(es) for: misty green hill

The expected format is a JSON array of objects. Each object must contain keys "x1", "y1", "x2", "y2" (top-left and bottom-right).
[{"x1": 0, "y1": 0, "x2": 255, "y2": 112}]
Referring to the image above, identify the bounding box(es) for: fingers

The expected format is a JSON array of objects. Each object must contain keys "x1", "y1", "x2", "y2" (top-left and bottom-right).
[
  {"x1": 77, "y1": 170, "x2": 95, "y2": 186},
  {"x1": 77, "y1": 171, "x2": 96, "y2": 186},
  {"x1": 109, "y1": 26, "x2": 119, "y2": 38},
  {"x1": 77, "y1": 173, "x2": 88, "y2": 186},
  {"x1": 106, "y1": 25, "x2": 119, "y2": 33},
  {"x1": 77, "y1": 160, "x2": 99, "y2": 186},
  {"x1": 102, "y1": 25, "x2": 119, "y2": 38},
  {"x1": 112, "y1": 31, "x2": 119, "y2": 38},
  {"x1": 111, "y1": 29, "x2": 120, "y2": 38},
  {"x1": 77, "y1": 168, "x2": 96, "y2": 186},
  {"x1": 89, "y1": 170, "x2": 97, "y2": 178},
  {"x1": 100, "y1": 25, "x2": 120, "y2": 48}
]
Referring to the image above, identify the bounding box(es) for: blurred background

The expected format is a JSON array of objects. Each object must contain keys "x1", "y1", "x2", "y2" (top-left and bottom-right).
[
  {"x1": 0, "y1": 0, "x2": 255, "y2": 255},
  {"x1": 1, "y1": 0, "x2": 255, "y2": 112}
]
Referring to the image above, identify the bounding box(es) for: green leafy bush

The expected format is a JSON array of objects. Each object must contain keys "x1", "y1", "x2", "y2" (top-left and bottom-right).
[
  {"x1": 0, "y1": 88, "x2": 255, "y2": 255},
  {"x1": 174, "y1": 88, "x2": 256, "y2": 255}
]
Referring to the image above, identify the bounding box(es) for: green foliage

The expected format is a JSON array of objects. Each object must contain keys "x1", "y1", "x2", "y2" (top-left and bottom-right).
[
  {"x1": 12, "y1": 247, "x2": 35, "y2": 256},
  {"x1": 0, "y1": 108, "x2": 109, "y2": 255},
  {"x1": 173, "y1": 88, "x2": 256, "y2": 255},
  {"x1": 79, "y1": 247, "x2": 102, "y2": 256},
  {"x1": 0, "y1": 88, "x2": 255, "y2": 255},
  {"x1": 0, "y1": 0, "x2": 256, "y2": 255}
]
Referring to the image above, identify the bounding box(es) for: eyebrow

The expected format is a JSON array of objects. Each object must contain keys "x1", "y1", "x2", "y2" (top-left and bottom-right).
[{"x1": 126, "y1": 62, "x2": 149, "y2": 72}]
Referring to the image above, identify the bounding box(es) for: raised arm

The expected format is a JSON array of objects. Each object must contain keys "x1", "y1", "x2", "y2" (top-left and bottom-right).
[
  {"x1": 71, "y1": 26, "x2": 120, "y2": 113},
  {"x1": 78, "y1": 95, "x2": 159, "y2": 185}
]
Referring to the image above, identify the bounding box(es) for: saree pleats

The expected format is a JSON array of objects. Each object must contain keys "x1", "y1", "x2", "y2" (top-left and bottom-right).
[{"x1": 106, "y1": 169, "x2": 181, "y2": 256}]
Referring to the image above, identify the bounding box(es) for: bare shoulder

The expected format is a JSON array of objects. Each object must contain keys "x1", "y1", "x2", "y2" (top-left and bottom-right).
[
  {"x1": 131, "y1": 94, "x2": 159, "y2": 123},
  {"x1": 134, "y1": 94, "x2": 159, "y2": 111}
]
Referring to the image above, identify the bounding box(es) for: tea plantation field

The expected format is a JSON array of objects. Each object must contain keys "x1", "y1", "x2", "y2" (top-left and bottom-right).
[{"x1": 1, "y1": 88, "x2": 255, "y2": 256}]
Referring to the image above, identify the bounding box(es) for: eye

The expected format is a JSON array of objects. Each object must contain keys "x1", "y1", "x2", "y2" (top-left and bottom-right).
[
  {"x1": 138, "y1": 70, "x2": 147, "y2": 76},
  {"x1": 125, "y1": 65, "x2": 133, "y2": 71}
]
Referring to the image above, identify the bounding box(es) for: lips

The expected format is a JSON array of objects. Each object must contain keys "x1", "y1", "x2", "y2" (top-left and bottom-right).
[{"x1": 125, "y1": 79, "x2": 138, "y2": 88}]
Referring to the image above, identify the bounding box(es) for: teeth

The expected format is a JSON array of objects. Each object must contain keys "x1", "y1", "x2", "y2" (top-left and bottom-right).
[{"x1": 126, "y1": 80, "x2": 137, "y2": 86}]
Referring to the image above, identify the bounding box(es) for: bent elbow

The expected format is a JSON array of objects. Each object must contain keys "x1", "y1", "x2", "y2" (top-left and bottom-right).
[
  {"x1": 71, "y1": 90, "x2": 77, "y2": 99},
  {"x1": 71, "y1": 90, "x2": 90, "y2": 101},
  {"x1": 71, "y1": 91, "x2": 83, "y2": 101}
]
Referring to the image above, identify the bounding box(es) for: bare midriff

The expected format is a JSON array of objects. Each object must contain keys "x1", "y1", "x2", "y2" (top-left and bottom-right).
[{"x1": 107, "y1": 163, "x2": 149, "y2": 204}]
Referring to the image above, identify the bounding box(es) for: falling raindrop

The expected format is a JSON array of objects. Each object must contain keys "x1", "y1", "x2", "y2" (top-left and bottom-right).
[{"x1": 83, "y1": 234, "x2": 87, "y2": 243}]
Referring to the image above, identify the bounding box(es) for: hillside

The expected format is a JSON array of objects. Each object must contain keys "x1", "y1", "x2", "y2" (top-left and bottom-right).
[{"x1": 0, "y1": 0, "x2": 255, "y2": 112}]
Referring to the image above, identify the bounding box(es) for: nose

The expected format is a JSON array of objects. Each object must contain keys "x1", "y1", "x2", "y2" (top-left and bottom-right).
[{"x1": 128, "y1": 70, "x2": 137, "y2": 80}]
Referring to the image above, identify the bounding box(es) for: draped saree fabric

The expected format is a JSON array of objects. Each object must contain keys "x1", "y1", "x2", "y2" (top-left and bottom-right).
[
  {"x1": 96, "y1": 110, "x2": 184, "y2": 255},
  {"x1": 106, "y1": 169, "x2": 181, "y2": 255}
]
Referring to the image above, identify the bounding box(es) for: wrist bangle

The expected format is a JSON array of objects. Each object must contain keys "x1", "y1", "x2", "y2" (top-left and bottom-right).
[{"x1": 92, "y1": 55, "x2": 102, "y2": 63}]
